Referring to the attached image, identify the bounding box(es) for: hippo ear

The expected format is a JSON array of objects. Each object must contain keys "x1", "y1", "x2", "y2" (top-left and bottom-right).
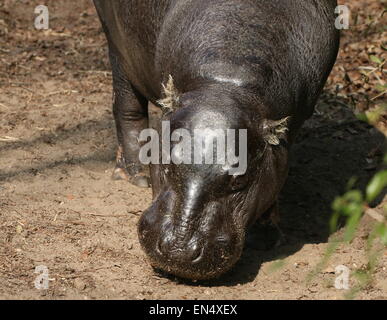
[
  {"x1": 158, "y1": 75, "x2": 181, "y2": 115},
  {"x1": 262, "y1": 117, "x2": 291, "y2": 146}
]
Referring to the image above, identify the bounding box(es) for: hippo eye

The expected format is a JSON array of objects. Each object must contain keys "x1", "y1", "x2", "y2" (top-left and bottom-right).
[{"x1": 230, "y1": 174, "x2": 249, "y2": 192}]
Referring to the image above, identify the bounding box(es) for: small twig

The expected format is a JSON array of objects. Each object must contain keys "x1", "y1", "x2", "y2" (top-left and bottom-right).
[
  {"x1": 373, "y1": 73, "x2": 384, "y2": 86},
  {"x1": 358, "y1": 66, "x2": 378, "y2": 75},
  {"x1": 76, "y1": 70, "x2": 112, "y2": 77},
  {"x1": 371, "y1": 90, "x2": 387, "y2": 101},
  {"x1": 128, "y1": 210, "x2": 142, "y2": 216},
  {"x1": 0, "y1": 136, "x2": 20, "y2": 142},
  {"x1": 65, "y1": 221, "x2": 86, "y2": 225},
  {"x1": 81, "y1": 212, "x2": 132, "y2": 218},
  {"x1": 47, "y1": 90, "x2": 78, "y2": 97},
  {"x1": 358, "y1": 66, "x2": 386, "y2": 74}
]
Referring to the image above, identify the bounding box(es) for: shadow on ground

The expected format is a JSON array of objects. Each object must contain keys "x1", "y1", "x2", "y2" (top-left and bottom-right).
[{"x1": 0, "y1": 118, "x2": 115, "y2": 182}]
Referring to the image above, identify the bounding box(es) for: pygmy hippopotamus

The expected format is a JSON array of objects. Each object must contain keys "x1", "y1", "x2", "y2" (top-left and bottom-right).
[{"x1": 93, "y1": 0, "x2": 340, "y2": 280}]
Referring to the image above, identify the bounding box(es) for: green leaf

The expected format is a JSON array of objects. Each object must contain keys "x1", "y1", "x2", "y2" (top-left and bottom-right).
[
  {"x1": 332, "y1": 196, "x2": 344, "y2": 212},
  {"x1": 378, "y1": 224, "x2": 387, "y2": 245},
  {"x1": 370, "y1": 55, "x2": 383, "y2": 65},
  {"x1": 375, "y1": 84, "x2": 387, "y2": 92},
  {"x1": 343, "y1": 190, "x2": 363, "y2": 205},
  {"x1": 330, "y1": 211, "x2": 340, "y2": 233},
  {"x1": 343, "y1": 208, "x2": 362, "y2": 242},
  {"x1": 356, "y1": 112, "x2": 368, "y2": 123},
  {"x1": 365, "y1": 111, "x2": 381, "y2": 124},
  {"x1": 366, "y1": 170, "x2": 387, "y2": 203}
]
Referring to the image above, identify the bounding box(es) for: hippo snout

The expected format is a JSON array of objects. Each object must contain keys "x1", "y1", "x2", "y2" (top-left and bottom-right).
[
  {"x1": 138, "y1": 192, "x2": 243, "y2": 280},
  {"x1": 156, "y1": 234, "x2": 205, "y2": 264}
]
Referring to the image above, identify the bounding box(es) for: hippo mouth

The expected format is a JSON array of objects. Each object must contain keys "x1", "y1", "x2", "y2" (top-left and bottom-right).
[{"x1": 137, "y1": 191, "x2": 245, "y2": 280}]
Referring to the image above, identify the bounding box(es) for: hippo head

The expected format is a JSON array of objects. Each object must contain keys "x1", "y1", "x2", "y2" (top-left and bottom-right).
[{"x1": 138, "y1": 87, "x2": 290, "y2": 280}]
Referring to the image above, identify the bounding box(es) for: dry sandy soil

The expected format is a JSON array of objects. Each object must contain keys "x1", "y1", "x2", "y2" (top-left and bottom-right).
[{"x1": 0, "y1": 0, "x2": 386, "y2": 300}]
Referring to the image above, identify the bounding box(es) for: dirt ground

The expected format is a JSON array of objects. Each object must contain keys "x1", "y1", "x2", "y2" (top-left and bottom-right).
[{"x1": 0, "y1": 0, "x2": 386, "y2": 300}]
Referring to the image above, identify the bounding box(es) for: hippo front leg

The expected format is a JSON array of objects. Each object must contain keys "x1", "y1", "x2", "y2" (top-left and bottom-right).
[{"x1": 109, "y1": 50, "x2": 150, "y2": 188}]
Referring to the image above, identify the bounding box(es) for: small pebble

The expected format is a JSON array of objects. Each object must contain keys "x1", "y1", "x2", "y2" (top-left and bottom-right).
[{"x1": 74, "y1": 278, "x2": 87, "y2": 291}]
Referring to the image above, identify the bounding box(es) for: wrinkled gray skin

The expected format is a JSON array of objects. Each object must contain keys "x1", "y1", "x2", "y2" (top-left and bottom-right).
[{"x1": 94, "y1": 0, "x2": 340, "y2": 280}]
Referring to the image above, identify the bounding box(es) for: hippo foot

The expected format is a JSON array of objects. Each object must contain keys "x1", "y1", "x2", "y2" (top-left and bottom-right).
[
  {"x1": 112, "y1": 167, "x2": 129, "y2": 181},
  {"x1": 112, "y1": 147, "x2": 151, "y2": 188},
  {"x1": 112, "y1": 166, "x2": 150, "y2": 188}
]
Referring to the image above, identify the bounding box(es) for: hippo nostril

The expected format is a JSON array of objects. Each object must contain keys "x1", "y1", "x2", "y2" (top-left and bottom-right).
[
  {"x1": 156, "y1": 237, "x2": 205, "y2": 263},
  {"x1": 191, "y1": 247, "x2": 204, "y2": 264}
]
